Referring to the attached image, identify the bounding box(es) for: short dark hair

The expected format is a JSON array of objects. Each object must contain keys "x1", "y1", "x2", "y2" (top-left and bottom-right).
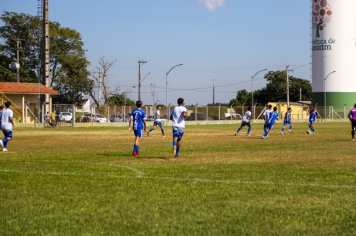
[
  {"x1": 156, "y1": 105, "x2": 160, "y2": 109},
  {"x1": 178, "y1": 98, "x2": 184, "y2": 105},
  {"x1": 0, "y1": 105, "x2": 4, "y2": 110},
  {"x1": 268, "y1": 105, "x2": 272, "y2": 109},
  {"x1": 248, "y1": 106, "x2": 252, "y2": 110},
  {"x1": 288, "y1": 107, "x2": 291, "y2": 111},
  {"x1": 354, "y1": 103, "x2": 356, "y2": 108},
  {"x1": 4, "y1": 102, "x2": 11, "y2": 108},
  {"x1": 273, "y1": 107, "x2": 277, "y2": 112},
  {"x1": 136, "y1": 101, "x2": 143, "y2": 108}
]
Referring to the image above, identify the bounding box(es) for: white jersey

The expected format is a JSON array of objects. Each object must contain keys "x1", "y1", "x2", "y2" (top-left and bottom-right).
[
  {"x1": 243, "y1": 111, "x2": 251, "y2": 123},
  {"x1": 263, "y1": 110, "x2": 272, "y2": 124},
  {"x1": 171, "y1": 106, "x2": 187, "y2": 129},
  {"x1": 1, "y1": 109, "x2": 13, "y2": 131},
  {"x1": 154, "y1": 110, "x2": 161, "y2": 122}
]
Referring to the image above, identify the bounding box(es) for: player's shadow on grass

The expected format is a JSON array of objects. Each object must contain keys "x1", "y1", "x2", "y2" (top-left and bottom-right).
[{"x1": 136, "y1": 156, "x2": 167, "y2": 160}]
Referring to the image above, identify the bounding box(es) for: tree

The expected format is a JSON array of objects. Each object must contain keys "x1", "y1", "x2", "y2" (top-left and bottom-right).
[
  {"x1": 150, "y1": 84, "x2": 161, "y2": 105},
  {"x1": 229, "y1": 71, "x2": 312, "y2": 105},
  {"x1": 90, "y1": 56, "x2": 119, "y2": 106},
  {"x1": 108, "y1": 93, "x2": 135, "y2": 106}
]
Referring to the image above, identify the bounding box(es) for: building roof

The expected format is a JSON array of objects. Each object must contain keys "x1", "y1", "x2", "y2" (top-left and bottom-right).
[{"x1": 0, "y1": 82, "x2": 59, "y2": 94}]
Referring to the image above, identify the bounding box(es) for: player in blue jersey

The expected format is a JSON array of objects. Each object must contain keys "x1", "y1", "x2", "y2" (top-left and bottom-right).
[
  {"x1": 308, "y1": 106, "x2": 319, "y2": 134},
  {"x1": 263, "y1": 105, "x2": 273, "y2": 137},
  {"x1": 235, "y1": 107, "x2": 252, "y2": 136},
  {"x1": 128, "y1": 101, "x2": 147, "y2": 156},
  {"x1": 263, "y1": 107, "x2": 279, "y2": 139},
  {"x1": 147, "y1": 105, "x2": 165, "y2": 137},
  {"x1": 0, "y1": 105, "x2": 4, "y2": 135},
  {"x1": 281, "y1": 107, "x2": 293, "y2": 135},
  {"x1": 0, "y1": 102, "x2": 15, "y2": 152},
  {"x1": 170, "y1": 98, "x2": 187, "y2": 158}
]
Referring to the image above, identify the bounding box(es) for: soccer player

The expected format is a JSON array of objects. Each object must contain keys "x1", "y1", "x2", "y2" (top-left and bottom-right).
[
  {"x1": 0, "y1": 105, "x2": 4, "y2": 134},
  {"x1": 348, "y1": 103, "x2": 356, "y2": 141},
  {"x1": 128, "y1": 101, "x2": 147, "y2": 156},
  {"x1": 0, "y1": 102, "x2": 15, "y2": 152},
  {"x1": 281, "y1": 107, "x2": 293, "y2": 135},
  {"x1": 308, "y1": 106, "x2": 320, "y2": 134},
  {"x1": 263, "y1": 107, "x2": 279, "y2": 139},
  {"x1": 263, "y1": 105, "x2": 273, "y2": 137},
  {"x1": 235, "y1": 107, "x2": 252, "y2": 136},
  {"x1": 147, "y1": 105, "x2": 165, "y2": 137},
  {"x1": 171, "y1": 98, "x2": 187, "y2": 158}
]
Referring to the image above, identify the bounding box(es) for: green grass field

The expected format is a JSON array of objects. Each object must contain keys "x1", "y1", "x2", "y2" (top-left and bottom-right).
[{"x1": 1, "y1": 122, "x2": 356, "y2": 235}]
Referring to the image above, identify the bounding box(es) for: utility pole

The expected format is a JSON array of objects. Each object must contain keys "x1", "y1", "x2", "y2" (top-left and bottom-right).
[
  {"x1": 98, "y1": 67, "x2": 101, "y2": 106},
  {"x1": 10, "y1": 38, "x2": 25, "y2": 83},
  {"x1": 213, "y1": 79, "x2": 215, "y2": 105},
  {"x1": 286, "y1": 65, "x2": 290, "y2": 108},
  {"x1": 138, "y1": 60, "x2": 147, "y2": 101},
  {"x1": 300, "y1": 88, "x2": 302, "y2": 101},
  {"x1": 42, "y1": 0, "x2": 50, "y2": 112}
]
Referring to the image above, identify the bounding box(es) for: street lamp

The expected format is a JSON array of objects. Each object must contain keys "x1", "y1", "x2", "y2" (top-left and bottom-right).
[
  {"x1": 166, "y1": 64, "x2": 183, "y2": 125},
  {"x1": 324, "y1": 71, "x2": 336, "y2": 122},
  {"x1": 251, "y1": 69, "x2": 267, "y2": 120}
]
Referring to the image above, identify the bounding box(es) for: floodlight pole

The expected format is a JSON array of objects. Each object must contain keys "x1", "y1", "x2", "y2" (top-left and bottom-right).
[
  {"x1": 251, "y1": 69, "x2": 267, "y2": 121},
  {"x1": 324, "y1": 71, "x2": 336, "y2": 122},
  {"x1": 166, "y1": 64, "x2": 183, "y2": 125}
]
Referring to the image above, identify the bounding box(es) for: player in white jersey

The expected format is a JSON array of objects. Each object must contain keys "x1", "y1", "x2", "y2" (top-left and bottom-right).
[
  {"x1": 262, "y1": 105, "x2": 273, "y2": 137},
  {"x1": 235, "y1": 107, "x2": 252, "y2": 136},
  {"x1": 0, "y1": 102, "x2": 15, "y2": 152},
  {"x1": 147, "y1": 105, "x2": 165, "y2": 137},
  {"x1": 170, "y1": 98, "x2": 187, "y2": 158}
]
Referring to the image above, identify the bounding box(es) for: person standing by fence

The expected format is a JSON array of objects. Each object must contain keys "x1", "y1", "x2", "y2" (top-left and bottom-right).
[{"x1": 348, "y1": 104, "x2": 356, "y2": 141}]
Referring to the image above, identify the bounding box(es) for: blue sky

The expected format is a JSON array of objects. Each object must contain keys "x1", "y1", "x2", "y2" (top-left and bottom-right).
[{"x1": 1, "y1": 0, "x2": 312, "y2": 105}]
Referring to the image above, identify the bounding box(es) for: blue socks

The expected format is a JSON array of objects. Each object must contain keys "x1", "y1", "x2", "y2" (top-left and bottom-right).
[
  {"x1": 264, "y1": 127, "x2": 267, "y2": 134},
  {"x1": 236, "y1": 127, "x2": 242, "y2": 134},
  {"x1": 173, "y1": 141, "x2": 177, "y2": 147},
  {"x1": 149, "y1": 128, "x2": 154, "y2": 132},
  {"x1": 134, "y1": 145, "x2": 139, "y2": 152},
  {"x1": 289, "y1": 126, "x2": 292, "y2": 131},
  {"x1": 264, "y1": 130, "x2": 269, "y2": 137},
  {"x1": 161, "y1": 129, "x2": 164, "y2": 135},
  {"x1": 247, "y1": 127, "x2": 251, "y2": 134},
  {"x1": 311, "y1": 128, "x2": 315, "y2": 133},
  {"x1": 2, "y1": 138, "x2": 8, "y2": 143},
  {"x1": 176, "y1": 148, "x2": 180, "y2": 156},
  {"x1": 281, "y1": 128, "x2": 285, "y2": 132},
  {"x1": 4, "y1": 142, "x2": 7, "y2": 149}
]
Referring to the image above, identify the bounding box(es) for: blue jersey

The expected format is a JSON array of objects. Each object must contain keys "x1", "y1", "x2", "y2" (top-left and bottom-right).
[
  {"x1": 268, "y1": 112, "x2": 279, "y2": 125},
  {"x1": 309, "y1": 110, "x2": 319, "y2": 121},
  {"x1": 131, "y1": 109, "x2": 146, "y2": 130},
  {"x1": 284, "y1": 111, "x2": 291, "y2": 122}
]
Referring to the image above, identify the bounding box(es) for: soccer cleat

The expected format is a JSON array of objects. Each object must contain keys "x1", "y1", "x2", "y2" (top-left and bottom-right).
[
  {"x1": 146, "y1": 131, "x2": 150, "y2": 136},
  {"x1": 353, "y1": 139, "x2": 355, "y2": 141},
  {"x1": 0, "y1": 140, "x2": 3, "y2": 149},
  {"x1": 262, "y1": 136, "x2": 268, "y2": 139},
  {"x1": 137, "y1": 151, "x2": 140, "y2": 156},
  {"x1": 132, "y1": 151, "x2": 137, "y2": 157},
  {"x1": 235, "y1": 133, "x2": 237, "y2": 136},
  {"x1": 162, "y1": 135, "x2": 166, "y2": 137},
  {"x1": 312, "y1": 132, "x2": 315, "y2": 134},
  {"x1": 246, "y1": 134, "x2": 250, "y2": 136},
  {"x1": 175, "y1": 155, "x2": 179, "y2": 158},
  {"x1": 173, "y1": 146, "x2": 177, "y2": 155},
  {"x1": 3, "y1": 149, "x2": 8, "y2": 152},
  {"x1": 288, "y1": 130, "x2": 293, "y2": 133},
  {"x1": 280, "y1": 132, "x2": 283, "y2": 135}
]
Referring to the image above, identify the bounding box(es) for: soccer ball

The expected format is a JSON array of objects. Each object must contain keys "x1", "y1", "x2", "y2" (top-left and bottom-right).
[{"x1": 306, "y1": 130, "x2": 310, "y2": 134}]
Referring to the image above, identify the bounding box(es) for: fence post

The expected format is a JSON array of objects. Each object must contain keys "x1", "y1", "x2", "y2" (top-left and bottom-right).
[
  {"x1": 72, "y1": 104, "x2": 75, "y2": 127},
  {"x1": 218, "y1": 105, "x2": 220, "y2": 121},
  {"x1": 41, "y1": 103, "x2": 45, "y2": 128},
  {"x1": 195, "y1": 105, "x2": 197, "y2": 121},
  {"x1": 123, "y1": 106, "x2": 126, "y2": 122},
  {"x1": 129, "y1": 106, "x2": 131, "y2": 114},
  {"x1": 206, "y1": 105, "x2": 208, "y2": 121},
  {"x1": 107, "y1": 106, "x2": 109, "y2": 122},
  {"x1": 230, "y1": 105, "x2": 233, "y2": 120}
]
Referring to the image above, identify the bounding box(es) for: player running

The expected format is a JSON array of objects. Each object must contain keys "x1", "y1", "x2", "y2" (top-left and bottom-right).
[
  {"x1": 0, "y1": 102, "x2": 15, "y2": 152},
  {"x1": 263, "y1": 107, "x2": 279, "y2": 139},
  {"x1": 171, "y1": 98, "x2": 187, "y2": 158},
  {"x1": 263, "y1": 105, "x2": 273, "y2": 137},
  {"x1": 308, "y1": 106, "x2": 320, "y2": 134},
  {"x1": 0, "y1": 105, "x2": 4, "y2": 135},
  {"x1": 235, "y1": 107, "x2": 252, "y2": 136},
  {"x1": 281, "y1": 107, "x2": 293, "y2": 135},
  {"x1": 147, "y1": 105, "x2": 165, "y2": 137},
  {"x1": 128, "y1": 101, "x2": 147, "y2": 156},
  {"x1": 348, "y1": 104, "x2": 356, "y2": 141}
]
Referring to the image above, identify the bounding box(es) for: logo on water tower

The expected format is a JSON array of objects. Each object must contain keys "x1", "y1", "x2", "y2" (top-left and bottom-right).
[{"x1": 312, "y1": 0, "x2": 333, "y2": 38}]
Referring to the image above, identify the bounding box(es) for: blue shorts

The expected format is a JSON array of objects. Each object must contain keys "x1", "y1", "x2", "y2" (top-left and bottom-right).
[
  {"x1": 309, "y1": 120, "x2": 315, "y2": 125},
  {"x1": 134, "y1": 129, "x2": 143, "y2": 137},
  {"x1": 265, "y1": 124, "x2": 273, "y2": 130},
  {"x1": 173, "y1": 128, "x2": 184, "y2": 140},
  {"x1": 241, "y1": 121, "x2": 251, "y2": 127},
  {"x1": 154, "y1": 121, "x2": 163, "y2": 127},
  {"x1": 2, "y1": 130, "x2": 13, "y2": 138},
  {"x1": 284, "y1": 121, "x2": 292, "y2": 126}
]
